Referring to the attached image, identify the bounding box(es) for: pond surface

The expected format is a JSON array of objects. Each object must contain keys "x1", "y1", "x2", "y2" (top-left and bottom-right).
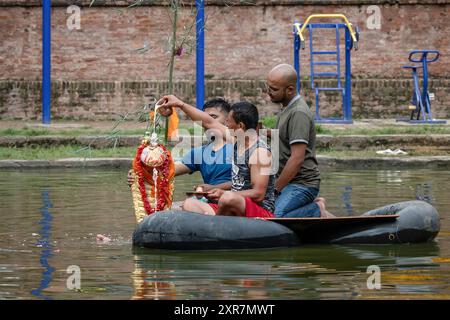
[{"x1": 0, "y1": 167, "x2": 449, "y2": 300}]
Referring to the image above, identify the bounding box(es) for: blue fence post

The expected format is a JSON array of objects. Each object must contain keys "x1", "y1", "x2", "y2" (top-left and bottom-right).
[
  {"x1": 344, "y1": 27, "x2": 352, "y2": 122},
  {"x1": 42, "y1": 0, "x2": 51, "y2": 124},
  {"x1": 293, "y1": 21, "x2": 301, "y2": 92},
  {"x1": 195, "y1": 0, "x2": 205, "y2": 110}
]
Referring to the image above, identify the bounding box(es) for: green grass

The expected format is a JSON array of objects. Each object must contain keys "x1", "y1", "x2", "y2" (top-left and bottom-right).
[
  {"x1": 258, "y1": 116, "x2": 450, "y2": 135},
  {"x1": 0, "y1": 127, "x2": 145, "y2": 137},
  {"x1": 0, "y1": 146, "x2": 137, "y2": 160},
  {"x1": 319, "y1": 126, "x2": 450, "y2": 136},
  {"x1": 1, "y1": 120, "x2": 449, "y2": 137},
  {"x1": 261, "y1": 116, "x2": 277, "y2": 129},
  {"x1": 0, "y1": 145, "x2": 446, "y2": 161},
  {"x1": 0, "y1": 124, "x2": 201, "y2": 137}
]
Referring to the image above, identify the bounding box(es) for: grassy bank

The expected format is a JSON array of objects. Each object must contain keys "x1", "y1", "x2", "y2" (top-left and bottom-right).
[
  {"x1": 1, "y1": 119, "x2": 450, "y2": 137},
  {"x1": 1, "y1": 118, "x2": 449, "y2": 160},
  {"x1": 0, "y1": 127, "x2": 153, "y2": 137},
  {"x1": 0, "y1": 146, "x2": 137, "y2": 160},
  {"x1": 315, "y1": 125, "x2": 450, "y2": 136},
  {"x1": 1, "y1": 146, "x2": 447, "y2": 161},
  {"x1": 261, "y1": 116, "x2": 450, "y2": 135}
]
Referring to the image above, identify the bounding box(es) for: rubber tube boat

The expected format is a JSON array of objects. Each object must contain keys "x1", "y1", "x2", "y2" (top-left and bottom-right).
[{"x1": 132, "y1": 200, "x2": 440, "y2": 250}]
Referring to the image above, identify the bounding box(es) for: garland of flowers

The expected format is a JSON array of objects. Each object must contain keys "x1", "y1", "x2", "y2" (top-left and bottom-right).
[{"x1": 133, "y1": 143, "x2": 174, "y2": 215}]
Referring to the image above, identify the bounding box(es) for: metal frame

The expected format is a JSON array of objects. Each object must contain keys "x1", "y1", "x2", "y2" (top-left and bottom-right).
[
  {"x1": 293, "y1": 15, "x2": 358, "y2": 124},
  {"x1": 397, "y1": 50, "x2": 446, "y2": 124},
  {"x1": 195, "y1": 0, "x2": 205, "y2": 110},
  {"x1": 41, "y1": 1, "x2": 207, "y2": 124},
  {"x1": 42, "y1": 0, "x2": 51, "y2": 124}
]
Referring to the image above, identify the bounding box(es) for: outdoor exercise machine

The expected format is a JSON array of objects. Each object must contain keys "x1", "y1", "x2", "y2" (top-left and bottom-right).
[
  {"x1": 40, "y1": 0, "x2": 206, "y2": 124},
  {"x1": 397, "y1": 50, "x2": 446, "y2": 124},
  {"x1": 293, "y1": 14, "x2": 360, "y2": 124}
]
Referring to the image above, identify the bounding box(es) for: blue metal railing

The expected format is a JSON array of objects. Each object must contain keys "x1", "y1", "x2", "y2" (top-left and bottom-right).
[{"x1": 42, "y1": 0, "x2": 51, "y2": 124}]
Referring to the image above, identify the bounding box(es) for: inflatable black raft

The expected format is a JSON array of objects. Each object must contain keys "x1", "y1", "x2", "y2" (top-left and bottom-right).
[{"x1": 132, "y1": 200, "x2": 440, "y2": 250}]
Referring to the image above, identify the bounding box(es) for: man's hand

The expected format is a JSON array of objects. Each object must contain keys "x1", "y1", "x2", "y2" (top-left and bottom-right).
[
  {"x1": 206, "y1": 188, "x2": 225, "y2": 202},
  {"x1": 158, "y1": 95, "x2": 185, "y2": 109},
  {"x1": 274, "y1": 178, "x2": 282, "y2": 193},
  {"x1": 157, "y1": 105, "x2": 173, "y2": 117},
  {"x1": 155, "y1": 95, "x2": 184, "y2": 117},
  {"x1": 127, "y1": 169, "x2": 134, "y2": 187}
]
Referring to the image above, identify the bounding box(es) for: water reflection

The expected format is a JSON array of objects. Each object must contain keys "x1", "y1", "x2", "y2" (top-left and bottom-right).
[
  {"x1": 341, "y1": 185, "x2": 353, "y2": 215},
  {"x1": 0, "y1": 168, "x2": 449, "y2": 299},
  {"x1": 129, "y1": 243, "x2": 442, "y2": 300},
  {"x1": 30, "y1": 190, "x2": 55, "y2": 300},
  {"x1": 415, "y1": 183, "x2": 433, "y2": 203}
]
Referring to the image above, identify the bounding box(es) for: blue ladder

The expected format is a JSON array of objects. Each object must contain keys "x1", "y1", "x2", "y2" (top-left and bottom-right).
[
  {"x1": 294, "y1": 21, "x2": 359, "y2": 124},
  {"x1": 309, "y1": 24, "x2": 345, "y2": 123}
]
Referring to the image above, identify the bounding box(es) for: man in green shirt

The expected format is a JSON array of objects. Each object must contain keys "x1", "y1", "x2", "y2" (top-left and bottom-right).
[{"x1": 265, "y1": 64, "x2": 333, "y2": 218}]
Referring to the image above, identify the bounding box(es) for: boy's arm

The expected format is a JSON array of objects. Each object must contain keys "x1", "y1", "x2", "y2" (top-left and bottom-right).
[
  {"x1": 159, "y1": 95, "x2": 228, "y2": 138},
  {"x1": 174, "y1": 163, "x2": 192, "y2": 176},
  {"x1": 212, "y1": 181, "x2": 232, "y2": 190},
  {"x1": 197, "y1": 181, "x2": 232, "y2": 192},
  {"x1": 233, "y1": 147, "x2": 272, "y2": 203}
]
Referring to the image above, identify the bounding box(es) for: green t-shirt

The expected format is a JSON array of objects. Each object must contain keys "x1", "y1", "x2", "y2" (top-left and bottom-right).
[{"x1": 275, "y1": 95, "x2": 321, "y2": 189}]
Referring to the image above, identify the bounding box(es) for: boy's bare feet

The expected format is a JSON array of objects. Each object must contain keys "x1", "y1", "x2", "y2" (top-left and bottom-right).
[{"x1": 314, "y1": 197, "x2": 335, "y2": 218}]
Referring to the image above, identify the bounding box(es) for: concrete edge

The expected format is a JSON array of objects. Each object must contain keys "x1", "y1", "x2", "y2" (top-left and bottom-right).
[
  {"x1": 1, "y1": 156, "x2": 450, "y2": 169},
  {"x1": 317, "y1": 155, "x2": 450, "y2": 169}
]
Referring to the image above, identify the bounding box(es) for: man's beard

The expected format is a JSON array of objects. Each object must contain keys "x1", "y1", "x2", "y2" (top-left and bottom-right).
[{"x1": 270, "y1": 95, "x2": 285, "y2": 104}]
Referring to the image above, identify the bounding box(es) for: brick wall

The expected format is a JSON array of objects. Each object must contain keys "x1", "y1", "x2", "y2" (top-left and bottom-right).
[{"x1": 0, "y1": 0, "x2": 449, "y2": 120}]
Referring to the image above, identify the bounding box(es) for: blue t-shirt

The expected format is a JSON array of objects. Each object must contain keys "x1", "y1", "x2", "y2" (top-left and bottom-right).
[{"x1": 181, "y1": 143, "x2": 232, "y2": 185}]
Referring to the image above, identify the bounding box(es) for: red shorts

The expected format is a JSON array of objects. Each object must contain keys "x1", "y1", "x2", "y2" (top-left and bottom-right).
[{"x1": 208, "y1": 197, "x2": 274, "y2": 218}]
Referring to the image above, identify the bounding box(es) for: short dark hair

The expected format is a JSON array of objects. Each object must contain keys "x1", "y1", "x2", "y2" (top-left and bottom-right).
[
  {"x1": 203, "y1": 98, "x2": 231, "y2": 114},
  {"x1": 230, "y1": 101, "x2": 259, "y2": 130}
]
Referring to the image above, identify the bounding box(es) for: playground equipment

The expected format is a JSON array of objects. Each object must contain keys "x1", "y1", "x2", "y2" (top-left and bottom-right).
[
  {"x1": 40, "y1": 0, "x2": 207, "y2": 124},
  {"x1": 397, "y1": 50, "x2": 446, "y2": 124},
  {"x1": 293, "y1": 14, "x2": 359, "y2": 124}
]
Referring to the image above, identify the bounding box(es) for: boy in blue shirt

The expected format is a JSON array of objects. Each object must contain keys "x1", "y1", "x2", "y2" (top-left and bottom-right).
[{"x1": 128, "y1": 98, "x2": 233, "y2": 192}]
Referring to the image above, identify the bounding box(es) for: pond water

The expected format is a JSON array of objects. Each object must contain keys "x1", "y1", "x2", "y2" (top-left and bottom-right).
[{"x1": 0, "y1": 167, "x2": 449, "y2": 300}]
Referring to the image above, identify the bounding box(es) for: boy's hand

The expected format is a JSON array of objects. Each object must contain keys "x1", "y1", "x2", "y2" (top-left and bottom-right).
[
  {"x1": 195, "y1": 184, "x2": 215, "y2": 192},
  {"x1": 206, "y1": 189, "x2": 225, "y2": 202}
]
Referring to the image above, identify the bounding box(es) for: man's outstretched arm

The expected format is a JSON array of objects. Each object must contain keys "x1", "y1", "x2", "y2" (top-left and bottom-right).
[{"x1": 159, "y1": 95, "x2": 228, "y2": 138}]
